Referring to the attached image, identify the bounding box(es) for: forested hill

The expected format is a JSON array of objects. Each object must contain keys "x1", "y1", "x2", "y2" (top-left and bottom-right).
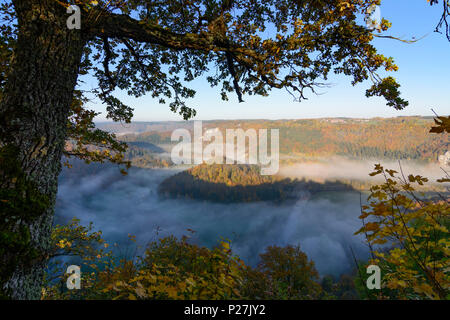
[
  {"x1": 97, "y1": 117, "x2": 448, "y2": 162},
  {"x1": 158, "y1": 164, "x2": 356, "y2": 203}
]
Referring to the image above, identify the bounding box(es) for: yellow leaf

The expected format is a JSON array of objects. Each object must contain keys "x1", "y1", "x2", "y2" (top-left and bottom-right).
[{"x1": 128, "y1": 293, "x2": 137, "y2": 300}]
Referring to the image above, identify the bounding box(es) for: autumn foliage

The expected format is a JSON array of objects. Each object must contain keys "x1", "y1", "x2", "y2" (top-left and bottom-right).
[
  {"x1": 41, "y1": 220, "x2": 325, "y2": 300},
  {"x1": 355, "y1": 164, "x2": 449, "y2": 299}
]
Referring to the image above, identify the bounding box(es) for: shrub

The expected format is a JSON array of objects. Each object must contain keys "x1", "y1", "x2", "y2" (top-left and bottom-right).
[{"x1": 355, "y1": 164, "x2": 449, "y2": 300}]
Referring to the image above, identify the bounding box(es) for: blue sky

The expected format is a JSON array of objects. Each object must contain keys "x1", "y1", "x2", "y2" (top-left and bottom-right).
[{"x1": 89, "y1": 0, "x2": 450, "y2": 122}]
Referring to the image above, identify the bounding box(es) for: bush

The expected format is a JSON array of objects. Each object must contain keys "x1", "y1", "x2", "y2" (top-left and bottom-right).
[
  {"x1": 355, "y1": 164, "x2": 449, "y2": 300},
  {"x1": 241, "y1": 245, "x2": 322, "y2": 299},
  {"x1": 42, "y1": 221, "x2": 324, "y2": 300}
]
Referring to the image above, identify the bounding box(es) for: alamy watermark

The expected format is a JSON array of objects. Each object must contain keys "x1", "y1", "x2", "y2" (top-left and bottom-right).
[
  {"x1": 366, "y1": 265, "x2": 381, "y2": 290},
  {"x1": 365, "y1": 4, "x2": 382, "y2": 31},
  {"x1": 66, "y1": 5, "x2": 81, "y2": 30},
  {"x1": 171, "y1": 121, "x2": 279, "y2": 175},
  {"x1": 66, "y1": 265, "x2": 81, "y2": 290}
]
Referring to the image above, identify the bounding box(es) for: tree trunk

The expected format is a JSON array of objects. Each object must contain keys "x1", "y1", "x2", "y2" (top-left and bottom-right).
[{"x1": 0, "y1": 1, "x2": 86, "y2": 299}]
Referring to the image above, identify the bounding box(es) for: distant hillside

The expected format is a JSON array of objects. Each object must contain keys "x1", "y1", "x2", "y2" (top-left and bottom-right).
[{"x1": 99, "y1": 117, "x2": 448, "y2": 162}]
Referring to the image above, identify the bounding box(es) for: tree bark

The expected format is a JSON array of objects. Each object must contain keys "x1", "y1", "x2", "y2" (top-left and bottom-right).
[{"x1": 0, "y1": 0, "x2": 86, "y2": 299}]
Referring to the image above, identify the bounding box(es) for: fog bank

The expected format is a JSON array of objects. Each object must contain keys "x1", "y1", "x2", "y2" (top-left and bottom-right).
[
  {"x1": 55, "y1": 165, "x2": 374, "y2": 277},
  {"x1": 278, "y1": 157, "x2": 446, "y2": 182}
]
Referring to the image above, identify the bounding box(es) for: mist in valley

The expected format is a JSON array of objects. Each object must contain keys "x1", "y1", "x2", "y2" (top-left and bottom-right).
[
  {"x1": 279, "y1": 157, "x2": 447, "y2": 182},
  {"x1": 54, "y1": 158, "x2": 447, "y2": 277}
]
